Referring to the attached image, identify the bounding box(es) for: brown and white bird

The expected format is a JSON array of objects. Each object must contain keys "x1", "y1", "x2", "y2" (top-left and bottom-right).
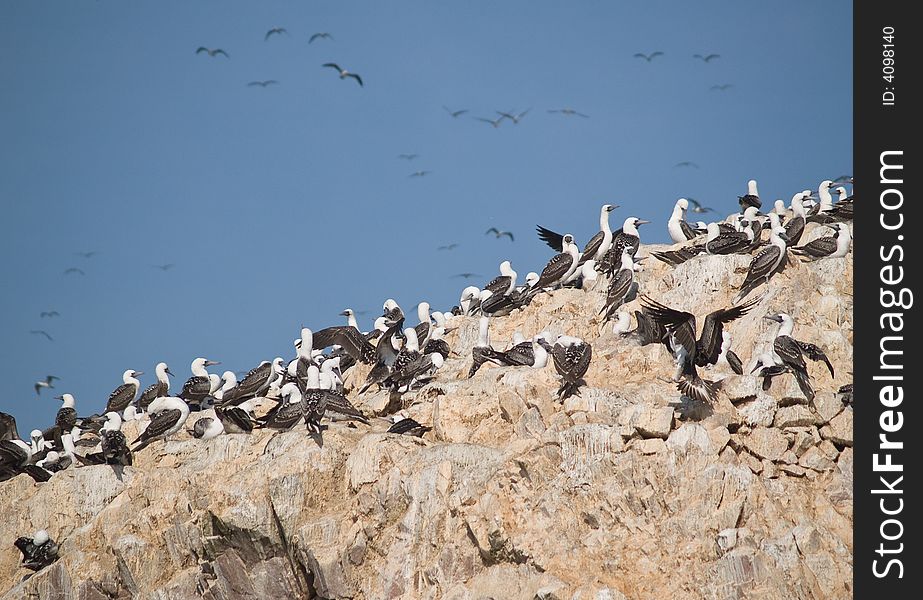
[
  {"x1": 549, "y1": 335, "x2": 592, "y2": 400},
  {"x1": 322, "y1": 63, "x2": 362, "y2": 86}
]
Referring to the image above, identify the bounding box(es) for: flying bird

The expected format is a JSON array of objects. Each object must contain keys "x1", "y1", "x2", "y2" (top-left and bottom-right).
[
  {"x1": 485, "y1": 228, "x2": 514, "y2": 241},
  {"x1": 476, "y1": 116, "x2": 504, "y2": 128},
  {"x1": 496, "y1": 108, "x2": 530, "y2": 124},
  {"x1": 196, "y1": 47, "x2": 229, "y2": 58},
  {"x1": 30, "y1": 330, "x2": 53, "y2": 342},
  {"x1": 40, "y1": 311, "x2": 59, "y2": 318},
  {"x1": 64, "y1": 267, "x2": 85, "y2": 276},
  {"x1": 443, "y1": 106, "x2": 469, "y2": 118},
  {"x1": 322, "y1": 63, "x2": 362, "y2": 86},
  {"x1": 409, "y1": 171, "x2": 431, "y2": 178},
  {"x1": 452, "y1": 273, "x2": 482, "y2": 280},
  {"x1": 687, "y1": 198, "x2": 714, "y2": 213},
  {"x1": 152, "y1": 263, "x2": 175, "y2": 271},
  {"x1": 437, "y1": 243, "x2": 459, "y2": 251},
  {"x1": 247, "y1": 80, "x2": 279, "y2": 87},
  {"x1": 264, "y1": 27, "x2": 287, "y2": 40},
  {"x1": 693, "y1": 53, "x2": 721, "y2": 63},
  {"x1": 674, "y1": 161, "x2": 699, "y2": 169},
  {"x1": 634, "y1": 51, "x2": 664, "y2": 62},
  {"x1": 710, "y1": 84, "x2": 734, "y2": 91},
  {"x1": 34, "y1": 375, "x2": 60, "y2": 396},
  {"x1": 309, "y1": 32, "x2": 333, "y2": 43},
  {"x1": 547, "y1": 108, "x2": 589, "y2": 118},
  {"x1": 398, "y1": 154, "x2": 418, "y2": 160},
  {"x1": 74, "y1": 251, "x2": 98, "y2": 258}
]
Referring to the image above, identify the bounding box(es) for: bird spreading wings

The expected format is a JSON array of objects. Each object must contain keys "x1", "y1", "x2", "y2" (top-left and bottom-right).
[
  {"x1": 634, "y1": 51, "x2": 664, "y2": 62},
  {"x1": 34, "y1": 375, "x2": 60, "y2": 396},
  {"x1": 322, "y1": 63, "x2": 363, "y2": 86},
  {"x1": 452, "y1": 273, "x2": 482, "y2": 280},
  {"x1": 693, "y1": 53, "x2": 720, "y2": 63},
  {"x1": 674, "y1": 161, "x2": 700, "y2": 169},
  {"x1": 309, "y1": 32, "x2": 333, "y2": 43},
  {"x1": 485, "y1": 228, "x2": 514, "y2": 241},
  {"x1": 30, "y1": 330, "x2": 54, "y2": 341},
  {"x1": 443, "y1": 106, "x2": 469, "y2": 118},
  {"x1": 437, "y1": 243, "x2": 459, "y2": 251},
  {"x1": 496, "y1": 108, "x2": 530, "y2": 124},
  {"x1": 687, "y1": 198, "x2": 714, "y2": 213},
  {"x1": 548, "y1": 108, "x2": 589, "y2": 118},
  {"x1": 40, "y1": 311, "x2": 60, "y2": 318},
  {"x1": 476, "y1": 117, "x2": 504, "y2": 128},
  {"x1": 196, "y1": 47, "x2": 229, "y2": 58},
  {"x1": 265, "y1": 27, "x2": 287, "y2": 41},
  {"x1": 247, "y1": 80, "x2": 279, "y2": 87},
  {"x1": 64, "y1": 267, "x2": 85, "y2": 276},
  {"x1": 710, "y1": 84, "x2": 733, "y2": 91},
  {"x1": 409, "y1": 171, "x2": 431, "y2": 178}
]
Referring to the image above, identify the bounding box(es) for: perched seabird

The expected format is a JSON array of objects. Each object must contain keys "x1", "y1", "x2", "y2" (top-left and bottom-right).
[
  {"x1": 196, "y1": 47, "x2": 229, "y2": 58},
  {"x1": 359, "y1": 318, "x2": 405, "y2": 393},
  {"x1": 716, "y1": 331, "x2": 744, "y2": 375},
  {"x1": 388, "y1": 352, "x2": 444, "y2": 393},
  {"x1": 612, "y1": 311, "x2": 633, "y2": 335},
  {"x1": 53, "y1": 394, "x2": 78, "y2": 432},
  {"x1": 179, "y1": 358, "x2": 221, "y2": 409},
  {"x1": 213, "y1": 371, "x2": 237, "y2": 402},
  {"x1": 219, "y1": 360, "x2": 274, "y2": 405},
  {"x1": 791, "y1": 223, "x2": 851, "y2": 261},
  {"x1": 634, "y1": 51, "x2": 664, "y2": 62},
  {"x1": 14, "y1": 530, "x2": 59, "y2": 572},
  {"x1": 0, "y1": 438, "x2": 37, "y2": 482},
  {"x1": 485, "y1": 227, "x2": 515, "y2": 241},
  {"x1": 106, "y1": 369, "x2": 143, "y2": 414},
  {"x1": 651, "y1": 244, "x2": 706, "y2": 267},
  {"x1": 531, "y1": 234, "x2": 580, "y2": 292},
  {"x1": 309, "y1": 32, "x2": 333, "y2": 43},
  {"x1": 460, "y1": 286, "x2": 481, "y2": 316},
  {"x1": 483, "y1": 261, "x2": 518, "y2": 296},
  {"x1": 137, "y1": 362, "x2": 173, "y2": 413},
  {"x1": 0, "y1": 411, "x2": 20, "y2": 441},
  {"x1": 783, "y1": 193, "x2": 808, "y2": 246},
  {"x1": 422, "y1": 324, "x2": 450, "y2": 360},
  {"x1": 34, "y1": 375, "x2": 60, "y2": 396},
  {"x1": 132, "y1": 396, "x2": 190, "y2": 451},
  {"x1": 312, "y1": 321, "x2": 377, "y2": 365},
  {"x1": 258, "y1": 383, "x2": 304, "y2": 431},
  {"x1": 807, "y1": 180, "x2": 836, "y2": 219},
  {"x1": 387, "y1": 416, "x2": 431, "y2": 436},
  {"x1": 826, "y1": 187, "x2": 854, "y2": 221},
  {"x1": 468, "y1": 317, "x2": 494, "y2": 378},
  {"x1": 735, "y1": 225, "x2": 789, "y2": 302},
  {"x1": 92, "y1": 412, "x2": 133, "y2": 476},
  {"x1": 668, "y1": 199, "x2": 699, "y2": 243},
  {"x1": 640, "y1": 294, "x2": 761, "y2": 403},
  {"x1": 600, "y1": 247, "x2": 639, "y2": 322},
  {"x1": 763, "y1": 313, "x2": 833, "y2": 401},
  {"x1": 551, "y1": 335, "x2": 592, "y2": 399},
  {"x1": 264, "y1": 27, "x2": 287, "y2": 40},
  {"x1": 322, "y1": 63, "x2": 363, "y2": 86},
  {"x1": 382, "y1": 299, "x2": 404, "y2": 324},
  {"x1": 576, "y1": 204, "x2": 619, "y2": 267},
  {"x1": 738, "y1": 179, "x2": 761, "y2": 210},
  {"x1": 704, "y1": 222, "x2": 750, "y2": 255},
  {"x1": 414, "y1": 301, "x2": 433, "y2": 345},
  {"x1": 301, "y1": 366, "x2": 328, "y2": 433},
  {"x1": 189, "y1": 416, "x2": 225, "y2": 440},
  {"x1": 215, "y1": 397, "x2": 262, "y2": 434}
]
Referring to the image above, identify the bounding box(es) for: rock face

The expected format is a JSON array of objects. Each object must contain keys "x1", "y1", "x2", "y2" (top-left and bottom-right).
[{"x1": 0, "y1": 226, "x2": 853, "y2": 599}]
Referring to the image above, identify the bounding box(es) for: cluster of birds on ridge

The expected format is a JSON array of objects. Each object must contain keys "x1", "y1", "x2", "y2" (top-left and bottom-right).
[{"x1": 3, "y1": 174, "x2": 854, "y2": 573}]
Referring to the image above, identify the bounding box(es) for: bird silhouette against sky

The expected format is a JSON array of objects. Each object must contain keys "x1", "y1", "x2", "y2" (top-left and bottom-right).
[
  {"x1": 547, "y1": 108, "x2": 589, "y2": 118},
  {"x1": 686, "y1": 198, "x2": 715, "y2": 213},
  {"x1": 710, "y1": 84, "x2": 733, "y2": 91},
  {"x1": 476, "y1": 116, "x2": 504, "y2": 128},
  {"x1": 196, "y1": 47, "x2": 229, "y2": 58},
  {"x1": 309, "y1": 32, "x2": 333, "y2": 44},
  {"x1": 30, "y1": 330, "x2": 53, "y2": 342},
  {"x1": 152, "y1": 264, "x2": 175, "y2": 271},
  {"x1": 693, "y1": 53, "x2": 720, "y2": 63},
  {"x1": 63, "y1": 267, "x2": 85, "y2": 276},
  {"x1": 437, "y1": 243, "x2": 459, "y2": 251},
  {"x1": 452, "y1": 273, "x2": 481, "y2": 280},
  {"x1": 485, "y1": 228, "x2": 514, "y2": 241},
  {"x1": 39, "y1": 311, "x2": 59, "y2": 318},
  {"x1": 264, "y1": 27, "x2": 287, "y2": 41},
  {"x1": 247, "y1": 80, "x2": 278, "y2": 88},
  {"x1": 674, "y1": 161, "x2": 700, "y2": 169},
  {"x1": 34, "y1": 375, "x2": 59, "y2": 396},
  {"x1": 398, "y1": 154, "x2": 418, "y2": 160},
  {"x1": 322, "y1": 63, "x2": 362, "y2": 86},
  {"x1": 496, "y1": 109, "x2": 530, "y2": 124},
  {"x1": 74, "y1": 251, "x2": 98, "y2": 258},
  {"x1": 634, "y1": 51, "x2": 664, "y2": 62},
  {"x1": 443, "y1": 106, "x2": 469, "y2": 118},
  {"x1": 409, "y1": 171, "x2": 431, "y2": 178}
]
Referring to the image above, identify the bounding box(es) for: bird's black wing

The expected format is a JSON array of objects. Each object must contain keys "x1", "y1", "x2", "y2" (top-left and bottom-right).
[
  {"x1": 536, "y1": 225, "x2": 565, "y2": 252},
  {"x1": 639, "y1": 296, "x2": 697, "y2": 358},
  {"x1": 0, "y1": 411, "x2": 19, "y2": 442},
  {"x1": 792, "y1": 235, "x2": 837, "y2": 259},
  {"x1": 796, "y1": 341, "x2": 835, "y2": 377},
  {"x1": 106, "y1": 383, "x2": 136, "y2": 413},
  {"x1": 578, "y1": 231, "x2": 604, "y2": 265},
  {"x1": 697, "y1": 296, "x2": 761, "y2": 366},
  {"x1": 533, "y1": 252, "x2": 574, "y2": 289},
  {"x1": 133, "y1": 409, "x2": 182, "y2": 446},
  {"x1": 774, "y1": 336, "x2": 807, "y2": 372},
  {"x1": 313, "y1": 326, "x2": 376, "y2": 364}
]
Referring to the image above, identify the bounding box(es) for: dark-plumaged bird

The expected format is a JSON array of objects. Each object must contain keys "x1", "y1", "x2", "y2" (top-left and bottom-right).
[
  {"x1": 398, "y1": 153, "x2": 418, "y2": 160},
  {"x1": 476, "y1": 116, "x2": 505, "y2": 128},
  {"x1": 693, "y1": 53, "x2": 721, "y2": 63},
  {"x1": 496, "y1": 108, "x2": 530, "y2": 124},
  {"x1": 710, "y1": 84, "x2": 733, "y2": 91},
  {"x1": 106, "y1": 370, "x2": 143, "y2": 413},
  {"x1": 762, "y1": 313, "x2": 832, "y2": 401},
  {"x1": 409, "y1": 171, "x2": 431, "y2": 178},
  {"x1": 634, "y1": 51, "x2": 664, "y2": 62},
  {"x1": 152, "y1": 263, "x2": 175, "y2": 271},
  {"x1": 14, "y1": 530, "x2": 59, "y2": 572},
  {"x1": 64, "y1": 267, "x2": 85, "y2": 276},
  {"x1": 735, "y1": 225, "x2": 789, "y2": 302},
  {"x1": 30, "y1": 330, "x2": 53, "y2": 342},
  {"x1": 74, "y1": 251, "x2": 98, "y2": 258},
  {"x1": 452, "y1": 273, "x2": 481, "y2": 280},
  {"x1": 547, "y1": 108, "x2": 589, "y2": 118},
  {"x1": 265, "y1": 27, "x2": 287, "y2": 40},
  {"x1": 550, "y1": 335, "x2": 592, "y2": 400},
  {"x1": 674, "y1": 161, "x2": 699, "y2": 169},
  {"x1": 485, "y1": 228, "x2": 514, "y2": 241},
  {"x1": 196, "y1": 47, "x2": 229, "y2": 58},
  {"x1": 322, "y1": 63, "x2": 363, "y2": 86},
  {"x1": 247, "y1": 80, "x2": 279, "y2": 87},
  {"x1": 387, "y1": 417, "x2": 431, "y2": 436},
  {"x1": 640, "y1": 294, "x2": 761, "y2": 404},
  {"x1": 791, "y1": 223, "x2": 852, "y2": 261},
  {"x1": 687, "y1": 199, "x2": 714, "y2": 213},
  {"x1": 40, "y1": 311, "x2": 59, "y2": 318},
  {"x1": 309, "y1": 32, "x2": 333, "y2": 44},
  {"x1": 437, "y1": 243, "x2": 459, "y2": 251},
  {"x1": 443, "y1": 106, "x2": 469, "y2": 118},
  {"x1": 34, "y1": 375, "x2": 60, "y2": 396}
]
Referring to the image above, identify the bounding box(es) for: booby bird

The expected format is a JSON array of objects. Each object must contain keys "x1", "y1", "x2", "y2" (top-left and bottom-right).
[
  {"x1": 35, "y1": 446, "x2": 72, "y2": 473},
  {"x1": 687, "y1": 199, "x2": 714, "y2": 214},
  {"x1": 179, "y1": 358, "x2": 221, "y2": 410},
  {"x1": 485, "y1": 227, "x2": 515, "y2": 241},
  {"x1": 74, "y1": 412, "x2": 134, "y2": 476},
  {"x1": 309, "y1": 32, "x2": 333, "y2": 43},
  {"x1": 763, "y1": 313, "x2": 833, "y2": 401},
  {"x1": 359, "y1": 318, "x2": 406, "y2": 393},
  {"x1": 219, "y1": 361, "x2": 274, "y2": 405},
  {"x1": 136, "y1": 362, "x2": 173, "y2": 413},
  {"x1": 791, "y1": 223, "x2": 851, "y2": 261},
  {"x1": 443, "y1": 105, "x2": 468, "y2": 118},
  {"x1": 483, "y1": 261, "x2": 518, "y2": 296},
  {"x1": 667, "y1": 199, "x2": 700, "y2": 243},
  {"x1": 548, "y1": 107, "x2": 590, "y2": 118},
  {"x1": 601, "y1": 218, "x2": 649, "y2": 275},
  {"x1": 826, "y1": 187, "x2": 854, "y2": 221},
  {"x1": 459, "y1": 286, "x2": 481, "y2": 316},
  {"x1": 479, "y1": 332, "x2": 550, "y2": 369},
  {"x1": 576, "y1": 204, "x2": 619, "y2": 267},
  {"x1": 738, "y1": 179, "x2": 761, "y2": 210},
  {"x1": 312, "y1": 321, "x2": 377, "y2": 365},
  {"x1": 383, "y1": 328, "x2": 422, "y2": 385},
  {"x1": 340, "y1": 308, "x2": 361, "y2": 331},
  {"x1": 214, "y1": 397, "x2": 262, "y2": 433},
  {"x1": 212, "y1": 371, "x2": 237, "y2": 402},
  {"x1": 716, "y1": 331, "x2": 744, "y2": 375},
  {"x1": 189, "y1": 416, "x2": 225, "y2": 440},
  {"x1": 264, "y1": 27, "x2": 287, "y2": 40},
  {"x1": 703, "y1": 222, "x2": 750, "y2": 255},
  {"x1": 422, "y1": 325, "x2": 451, "y2": 360},
  {"x1": 257, "y1": 383, "x2": 304, "y2": 431},
  {"x1": 550, "y1": 335, "x2": 592, "y2": 400},
  {"x1": 14, "y1": 530, "x2": 59, "y2": 572},
  {"x1": 0, "y1": 411, "x2": 19, "y2": 441},
  {"x1": 413, "y1": 302, "x2": 434, "y2": 345},
  {"x1": 734, "y1": 225, "x2": 789, "y2": 302},
  {"x1": 387, "y1": 416, "x2": 432, "y2": 436},
  {"x1": 382, "y1": 299, "x2": 404, "y2": 324},
  {"x1": 600, "y1": 247, "x2": 639, "y2": 322},
  {"x1": 640, "y1": 294, "x2": 761, "y2": 403},
  {"x1": 468, "y1": 317, "x2": 494, "y2": 378},
  {"x1": 196, "y1": 47, "x2": 229, "y2": 57},
  {"x1": 807, "y1": 180, "x2": 836, "y2": 220},
  {"x1": 34, "y1": 375, "x2": 60, "y2": 396},
  {"x1": 301, "y1": 366, "x2": 328, "y2": 433},
  {"x1": 496, "y1": 108, "x2": 531, "y2": 124},
  {"x1": 782, "y1": 193, "x2": 808, "y2": 246},
  {"x1": 693, "y1": 53, "x2": 720, "y2": 62},
  {"x1": 387, "y1": 352, "x2": 444, "y2": 393},
  {"x1": 531, "y1": 234, "x2": 580, "y2": 292},
  {"x1": 39, "y1": 311, "x2": 60, "y2": 318},
  {"x1": 106, "y1": 370, "x2": 143, "y2": 414},
  {"x1": 612, "y1": 311, "x2": 633, "y2": 335},
  {"x1": 651, "y1": 244, "x2": 706, "y2": 267},
  {"x1": 131, "y1": 396, "x2": 190, "y2": 451},
  {"x1": 634, "y1": 51, "x2": 664, "y2": 62},
  {"x1": 53, "y1": 393, "x2": 78, "y2": 433},
  {"x1": 247, "y1": 80, "x2": 279, "y2": 88},
  {"x1": 322, "y1": 63, "x2": 363, "y2": 86},
  {"x1": 30, "y1": 330, "x2": 53, "y2": 341},
  {"x1": 0, "y1": 438, "x2": 35, "y2": 481}
]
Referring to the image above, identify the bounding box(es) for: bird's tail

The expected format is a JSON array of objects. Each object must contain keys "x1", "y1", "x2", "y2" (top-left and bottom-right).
[
  {"x1": 794, "y1": 370, "x2": 815, "y2": 402},
  {"x1": 556, "y1": 378, "x2": 584, "y2": 400},
  {"x1": 677, "y1": 373, "x2": 719, "y2": 404}
]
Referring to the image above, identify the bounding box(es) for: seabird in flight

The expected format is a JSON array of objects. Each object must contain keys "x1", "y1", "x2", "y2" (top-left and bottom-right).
[
  {"x1": 734, "y1": 225, "x2": 789, "y2": 302},
  {"x1": 687, "y1": 199, "x2": 714, "y2": 213},
  {"x1": 196, "y1": 47, "x2": 229, "y2": 58},
  {"x1": 39, "y1": 311, "x2": 60, "y2": 318},
  {"x1": 34, "y1": 375, "x2": 60, "y2": 396},
  {"x1": 496, "y1": 108, "x2": 530, "y2": 124},
  {"x1": 105, "y1": 369, "x2": 143, "y2": 414},
  {"x1": 547, "y1": 108, "x2": 589, "y2": 118},
  {"x1": 693, "y1": 53, "x2": 720, "y2": 62},
  {"x1": 137, "y1": 362, "x2": 173, "y2": 413},
  {"x1": 443, "y1": 106, "x2": 469, "y2": 118},
  {"x1": 75, "y1": 251, "x2": 98, "y2": 258},
  {"x1": 437, "y1": 243, "x2": 459, "y2": 251},
  {"x1": 264, "y1": 27, "x2": 287, "y2": 40},
  {"x1": 551, "y1": 335, "x2": 592, "y2": 399},
  {"x1": 674, "y1": 161, "x2": 699, "y2": 169},
  {"x1": 710, "y1": 84, "x2": 733, "y2": 91},
  {"x1": 64, "y1": 267, "x2": 85, "y2": 276},
  {"x1": 738, "y1": 179, "x2": 761, "y2": 210},
  {"x1": 179, "y1": 358, "x2": 221, "y2": 410},
  {"x1": 14, "y1": 531, "x2": 59, "y2": 572},
  {"x1": 485, "y1": 228, "x2": 514, "y2": 241},
  {"x1": 132, "y1": 396, "x2": 190, "y2": 451},
  {"x1": 322, "y1": 63, "x2": 363, "y2": 86},
  {"x1": 791, "y1": 223, "x2": 852, "y2": 261},
  {"x1": 641, "y1": 294, "x2": 761, "y2": 403},
  {"x1": 247, "y1": 80, "x2": 279, "y2": 87},
  {"x1": 476, "y1": 116, "x2": 505, "y2": 128},
  {"x1": 309, "y1": 32, "x2": 333, "y2": 43},
  {"x1": 634, "y1": 51, "x2": 664, "y2": 62},
  {"x1": 398, "y1": 153, "x2": 418, "y2": 160}
]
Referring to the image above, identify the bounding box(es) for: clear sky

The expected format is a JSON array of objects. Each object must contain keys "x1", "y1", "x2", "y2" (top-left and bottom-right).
[{"x1": 0, "y1": 0, "x2": 852, "y2": 433}]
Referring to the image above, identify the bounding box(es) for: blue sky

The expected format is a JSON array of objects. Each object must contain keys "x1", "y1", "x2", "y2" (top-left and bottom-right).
[{"x1": 0, "y1": 0, "x2": 852, "y2": 433}]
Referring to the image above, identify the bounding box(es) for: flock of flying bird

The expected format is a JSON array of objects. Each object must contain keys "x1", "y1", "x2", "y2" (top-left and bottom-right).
[{"x1": 3, "y1": 173, "x2": 853, "y2": 573}]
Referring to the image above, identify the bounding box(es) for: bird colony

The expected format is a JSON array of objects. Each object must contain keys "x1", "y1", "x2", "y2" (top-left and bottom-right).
[{"x1": 1, "y1": 174, "x2": 854, "y2": 594}]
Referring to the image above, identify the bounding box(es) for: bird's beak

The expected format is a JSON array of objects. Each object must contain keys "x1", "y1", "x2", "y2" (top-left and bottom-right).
[
  {"x1": 750, "y1": 364, "x2": 762, "y2": 374},
  {"x1": 205, "y1": 360, "x2": 221, "y2": 367},
  {"x1": 53, "y1": 395, "x2": 64, "y2": 400},
  {"x1": 608, "y1": 205, "x2": 619, "y2": 212},
  {"x1": 763, "y1": 314, "x2": 782, "y2": 323},
  {"x1": 636, "y1": 220, "x2": 650, "y2": 226},
  {"x1": 133, "y1": 371, "x2": 144, "y2": 377},
  {"x1": 339, "y1": 310, "x2": 350, "y2": 317},
  {"x1": 165, "y1": 368, "x2": 174, "y2": 376}
]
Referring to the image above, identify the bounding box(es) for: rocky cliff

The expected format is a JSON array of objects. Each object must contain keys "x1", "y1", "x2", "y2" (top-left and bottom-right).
[{"x1": 1, "y1": 223, "x2": 853, "y2": 600}]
